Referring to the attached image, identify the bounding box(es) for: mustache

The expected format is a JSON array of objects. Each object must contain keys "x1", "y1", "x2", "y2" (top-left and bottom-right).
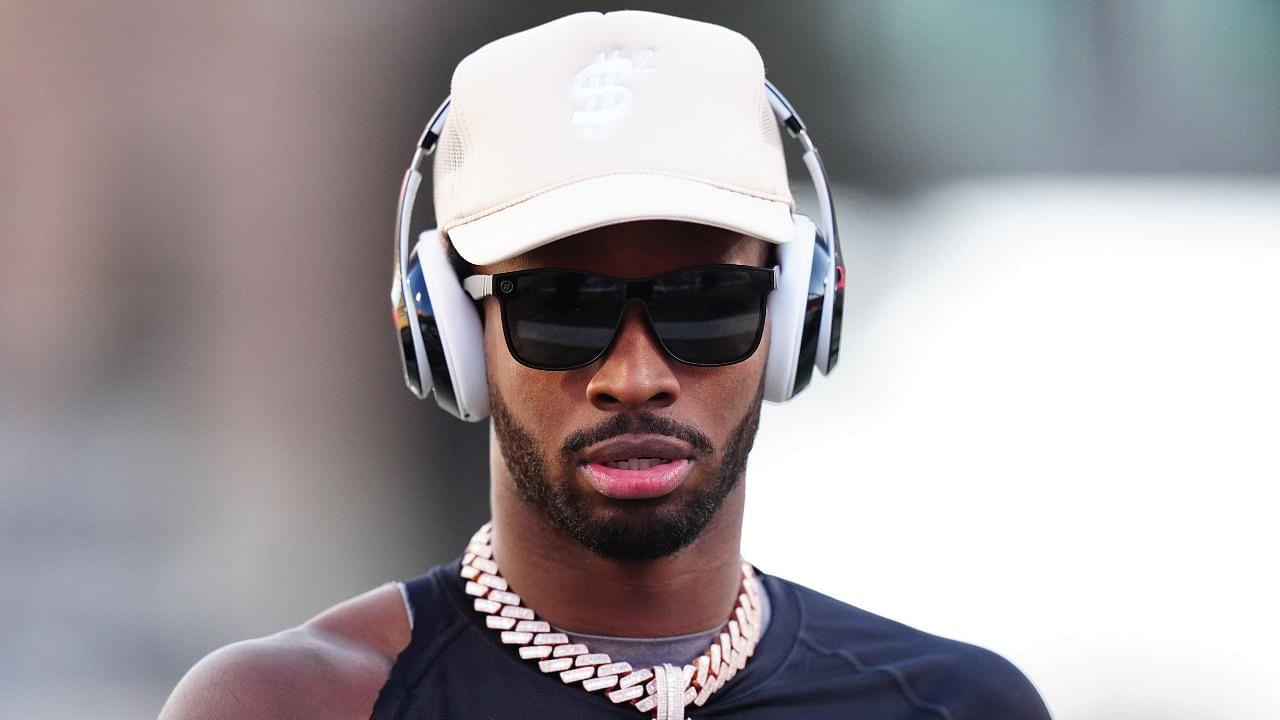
[{"x1": 560, "y1": 412, "x2": 715, "y2": 460}]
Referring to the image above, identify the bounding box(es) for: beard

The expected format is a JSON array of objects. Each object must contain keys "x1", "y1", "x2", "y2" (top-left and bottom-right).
[{"x1": 490, "y1": 381, "x2": 765, "y2": 562}]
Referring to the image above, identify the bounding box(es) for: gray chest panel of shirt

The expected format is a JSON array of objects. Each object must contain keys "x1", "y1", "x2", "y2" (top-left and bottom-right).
[{"x1": 551, "y1": 583, "x2": 773, "y2": 670}]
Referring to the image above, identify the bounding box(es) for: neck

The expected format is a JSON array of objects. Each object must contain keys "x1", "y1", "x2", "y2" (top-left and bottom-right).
[{"x1": 487, "y1": 436, "x2": 746, "y2": 638}]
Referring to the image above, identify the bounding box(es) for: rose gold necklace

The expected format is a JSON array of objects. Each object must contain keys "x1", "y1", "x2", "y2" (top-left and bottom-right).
[{"x1": 461, "y1": 523, "x2": 763, "y2": 720}]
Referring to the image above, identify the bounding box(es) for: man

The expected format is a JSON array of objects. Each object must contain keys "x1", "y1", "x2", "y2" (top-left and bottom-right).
[{"x1": 161, "y1": 10, "x2": 1051, "y2": 719}]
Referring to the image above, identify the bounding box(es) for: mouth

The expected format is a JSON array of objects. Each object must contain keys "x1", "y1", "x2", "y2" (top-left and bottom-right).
[
  {"x1": 577, "y1": 434, "x2": 697, "y2": 501},
  {"x1": 599, "y1": 458, "x2": 675, "y2": 470}
]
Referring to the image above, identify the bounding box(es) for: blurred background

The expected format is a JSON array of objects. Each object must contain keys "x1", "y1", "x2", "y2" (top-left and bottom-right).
[{"x1": 2, "y1": 1, "x2": 1277, "y2": 718}]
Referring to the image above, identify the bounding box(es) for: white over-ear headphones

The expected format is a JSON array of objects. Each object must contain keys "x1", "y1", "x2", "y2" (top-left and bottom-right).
[{"x1": 391, "y1": 81, "x2": 845, "y2": 422}]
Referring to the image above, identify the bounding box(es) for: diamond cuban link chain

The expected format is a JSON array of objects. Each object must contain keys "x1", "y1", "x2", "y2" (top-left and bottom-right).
[{"x1": 460, "y1": 523, "x2": 764, "y2": 719}]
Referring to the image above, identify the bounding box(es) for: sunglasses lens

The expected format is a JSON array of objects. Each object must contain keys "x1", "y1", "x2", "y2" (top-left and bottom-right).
[
  {"x1": 504, "y1": 272, "x2": 626, "y2": 369},
  {"x1": 648, "y1": 267, "x2": 769, "y2": 365}
]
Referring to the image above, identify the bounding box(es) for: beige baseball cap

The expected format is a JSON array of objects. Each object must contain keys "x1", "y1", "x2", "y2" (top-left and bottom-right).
[{"x1": 433, "y1": 10, "x2": 795, "y2": 266}]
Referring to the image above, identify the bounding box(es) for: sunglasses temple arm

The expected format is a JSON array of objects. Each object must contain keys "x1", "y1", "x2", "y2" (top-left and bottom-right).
[{"x1": 462, "y1": 274, "x2": 493, "y2": 300}]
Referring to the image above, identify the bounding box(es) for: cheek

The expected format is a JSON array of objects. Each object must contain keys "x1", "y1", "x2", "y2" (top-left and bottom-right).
[
  {"x1": 679, "y1": 319, "x2": 770, "y2": 433},
  {"x1": 482, "y1": 301, "x2": 579, "y2": 433},
  {"x1": 480, "y1": 301, "x2": 505, "y2": 380},
  {"x1": 732, "y1": 306, "x2": 770, "y2": 392},
  {"x1": 482, "y1": 302, "x2": 533, "y2": 403},
  {"x1": 758, "y1": 309, "x2": 772, "y2": 367}
]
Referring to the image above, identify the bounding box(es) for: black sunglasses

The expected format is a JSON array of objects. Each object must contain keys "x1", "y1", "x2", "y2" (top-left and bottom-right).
[{"x1": 463, "y1": 264, "x2": 778, "y2": 371}]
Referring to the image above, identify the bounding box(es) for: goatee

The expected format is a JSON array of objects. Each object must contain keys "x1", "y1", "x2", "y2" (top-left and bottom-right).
[{"x1": 490, "y1": 382, "x2": 764, "y2": 562}]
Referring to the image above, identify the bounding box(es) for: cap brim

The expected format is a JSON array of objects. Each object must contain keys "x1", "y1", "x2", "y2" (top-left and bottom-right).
[{"x1": 444, "y1": 173, "x2": 794, "y2": 266}]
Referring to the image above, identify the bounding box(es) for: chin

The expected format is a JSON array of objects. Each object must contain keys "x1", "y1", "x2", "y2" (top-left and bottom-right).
[{"x1": 556, "y1": 475, "x2": 725, "y2": 562}]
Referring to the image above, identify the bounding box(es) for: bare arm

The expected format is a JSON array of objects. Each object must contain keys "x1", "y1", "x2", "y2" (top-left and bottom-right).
[{"x1": 159, "y1": 583, "x2": 411, "y2": 720}]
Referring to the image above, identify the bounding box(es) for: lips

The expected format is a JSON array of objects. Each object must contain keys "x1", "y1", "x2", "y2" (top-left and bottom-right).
[{"x1": 578, "y1": 434, "x2": 697, "y2": 500}]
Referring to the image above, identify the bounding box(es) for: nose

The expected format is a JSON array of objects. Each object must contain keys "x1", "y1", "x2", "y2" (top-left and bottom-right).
[{"x1": 585, "y1": 301, "x2": 680, "y2": 413}]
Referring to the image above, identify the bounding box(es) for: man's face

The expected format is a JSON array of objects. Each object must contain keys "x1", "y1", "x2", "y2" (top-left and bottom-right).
[{"x1": 477, "y1": 221, "x2": 772, "y2": 561}]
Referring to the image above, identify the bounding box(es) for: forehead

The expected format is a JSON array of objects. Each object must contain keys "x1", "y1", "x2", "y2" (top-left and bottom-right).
[{"x1": 479, "y1": 220, "x2": 772, "y2": 276}]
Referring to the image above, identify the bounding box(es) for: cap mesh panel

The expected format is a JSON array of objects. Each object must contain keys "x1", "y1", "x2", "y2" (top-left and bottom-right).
[
  {"x1": 433, "y1": 111, "x2": 470, "y2": 225},
  {"x1": 759, "y1": 91, "x2": 782, "y2": 150}
]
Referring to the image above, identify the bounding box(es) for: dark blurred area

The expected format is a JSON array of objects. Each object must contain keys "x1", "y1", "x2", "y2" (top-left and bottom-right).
[{"x1": 1, "y1": 1, "x2": 1277, "y2": 718}]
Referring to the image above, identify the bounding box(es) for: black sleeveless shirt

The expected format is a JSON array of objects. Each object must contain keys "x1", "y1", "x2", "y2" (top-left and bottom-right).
[{"x1": 370, "y1": 558, "x2": 1051, "y2": 719}]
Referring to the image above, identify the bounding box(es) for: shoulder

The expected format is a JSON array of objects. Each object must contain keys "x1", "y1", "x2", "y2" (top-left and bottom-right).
[
  {"x1": 159, "y1": 582, "x2": 412, "y2": 720},
  {"x1": 766, "y1": 574, "x2": 1051, "y2": 720}
]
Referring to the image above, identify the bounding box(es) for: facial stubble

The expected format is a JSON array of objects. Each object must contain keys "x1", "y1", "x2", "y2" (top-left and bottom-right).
[{"x1": 490, "y1": 380, "x2": 765, "y2": 562}]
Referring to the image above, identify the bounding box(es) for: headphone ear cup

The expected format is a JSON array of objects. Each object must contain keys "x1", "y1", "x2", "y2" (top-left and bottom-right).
[
  {"x1": 393, "y1": 249, "x2": 431, "y2": 400},
  {"x1": 412, "y1": 230, "x2": 490, "y2": 421},
  {"x1": 764, "y1": 215, "x2": 821, "y2": 402},
  {"x1": 814, "y1": 224, "x2": 843, "y2": 376}
]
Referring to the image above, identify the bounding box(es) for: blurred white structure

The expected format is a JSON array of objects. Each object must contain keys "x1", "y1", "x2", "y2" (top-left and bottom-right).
[{"x1": 746, "y1": 179, "x2": 1280, "y2": 720}]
